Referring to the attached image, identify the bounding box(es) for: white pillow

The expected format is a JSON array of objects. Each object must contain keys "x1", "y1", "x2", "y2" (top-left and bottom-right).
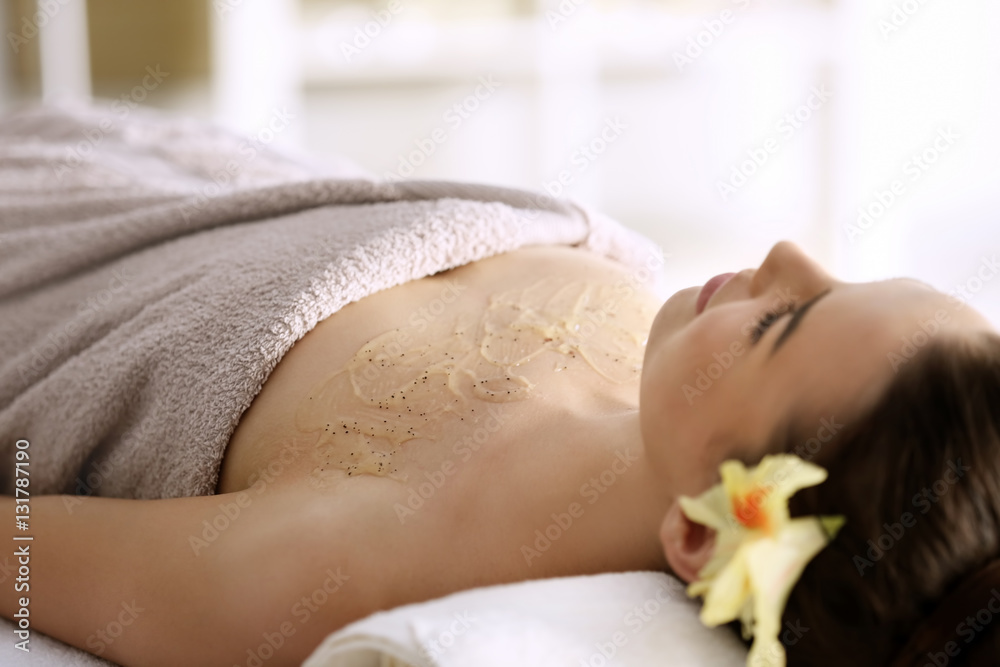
[{"x1": 303, "y1": 571, "x2": 748, "y2": 667}]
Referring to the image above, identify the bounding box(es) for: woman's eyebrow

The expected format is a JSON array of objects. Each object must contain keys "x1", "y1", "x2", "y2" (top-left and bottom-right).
[{"x1": 769, "y1": 289, "x2": 832, "y2": 356}]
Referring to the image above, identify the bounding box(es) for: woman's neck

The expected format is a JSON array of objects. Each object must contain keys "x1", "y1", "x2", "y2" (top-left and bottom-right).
[{"x1": 543, "y1": 407, "x2": 676, "y2": 576}]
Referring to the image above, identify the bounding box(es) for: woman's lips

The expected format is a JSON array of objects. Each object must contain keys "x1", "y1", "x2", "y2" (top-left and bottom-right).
[{"x1": 696, "y1": 273, "x2": 737, "y2": 315}]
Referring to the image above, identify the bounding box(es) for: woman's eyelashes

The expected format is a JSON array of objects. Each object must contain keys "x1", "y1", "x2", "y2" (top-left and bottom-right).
[{"x1": 750, "y1": 302, "x2": 797, "y2": 345}]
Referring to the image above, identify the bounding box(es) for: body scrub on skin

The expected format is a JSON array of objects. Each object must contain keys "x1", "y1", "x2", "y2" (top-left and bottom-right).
[{"x1": 295, "y1": 277, "x2": 658, "y2": 481}]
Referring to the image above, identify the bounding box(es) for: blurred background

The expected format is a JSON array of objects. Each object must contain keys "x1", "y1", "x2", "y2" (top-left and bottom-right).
[{"x1": 2, "y1": 0, "x2": 998, "y2": 323}]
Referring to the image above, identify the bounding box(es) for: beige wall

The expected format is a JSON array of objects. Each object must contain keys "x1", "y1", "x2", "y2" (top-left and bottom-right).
[
  {"x1": 87, "y1": 0, "x2": 208, "y2": 81},
  {"x1": 5, "y1": 0, "x2": 208, "y2": 95},
  {"x1": 7, "y1": 0, "x2": 41, "y2": 95}
]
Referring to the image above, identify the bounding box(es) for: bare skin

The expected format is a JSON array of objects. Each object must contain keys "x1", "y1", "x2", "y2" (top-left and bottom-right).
[
  {"x1": 1, "y1": 242, "x2": 994, "y2": 667},
  {"x1": 0, "y1": 246, "x2": 672, "y2": 667}
]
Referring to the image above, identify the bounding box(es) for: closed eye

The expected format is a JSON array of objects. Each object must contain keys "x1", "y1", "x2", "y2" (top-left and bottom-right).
[{"x1": 750, "y1": 303, "x2": 797, "y2": 344}]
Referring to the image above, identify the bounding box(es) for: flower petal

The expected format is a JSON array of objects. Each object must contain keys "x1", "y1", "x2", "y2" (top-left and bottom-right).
[
  {"x1": 700, "y1": 525, "x2": 744, "y2": 578},
  {"x1": 699, "y1": 543, "x2": 753, "y2": 627},
  {"x1": 754, "y1": 455, "x2": 828, "y2": 503},
  {"x1": 747, "y1": 633, "x2": 785, "y2": 667},
  {"x1": 720, "y1": 459, "x2": 750, "y2": 493},
  {"x1": 742, "y1": 519, "x2": 832, "y2": 666},
  {"x1": 745, "y1": 455, "x2": 830, "y2": 531},
  {"x1": 679, "y1": 483, "x2": 732, "y2": 532}
]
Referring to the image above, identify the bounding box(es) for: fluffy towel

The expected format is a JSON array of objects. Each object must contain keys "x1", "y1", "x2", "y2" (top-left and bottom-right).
[
  {"x1": 0, "y1": 625, "x2": 117, "y2": 667},
  {"x1": 302, "y1": 571, "x2": 749, "y2": 667},
  {"x1": 0, "y1": 102, "x2": 662, "y2": 500}
]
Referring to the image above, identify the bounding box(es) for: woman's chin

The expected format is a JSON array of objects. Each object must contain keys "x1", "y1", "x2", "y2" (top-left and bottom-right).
[{"x1": 649, "y1": 286, "x2": 700, "y2": 341}]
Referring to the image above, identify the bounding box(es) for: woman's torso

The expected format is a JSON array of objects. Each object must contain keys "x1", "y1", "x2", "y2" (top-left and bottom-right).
[{"x1": 217, "y1": 244, "x2": 667, "y2": 592}]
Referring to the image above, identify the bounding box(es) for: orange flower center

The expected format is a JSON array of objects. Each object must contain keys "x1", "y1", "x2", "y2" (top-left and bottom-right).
[{"x1": 732, "y1": 485, "x2": 771, "y2": 531}]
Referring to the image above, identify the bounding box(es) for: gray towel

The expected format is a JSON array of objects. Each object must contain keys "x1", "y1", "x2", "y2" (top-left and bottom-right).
[{"x1": 0, "y1": 102, "x2": 661, "y2": 500}]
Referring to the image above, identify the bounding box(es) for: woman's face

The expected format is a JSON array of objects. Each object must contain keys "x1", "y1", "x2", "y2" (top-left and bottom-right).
[{"x1": 640, "y1": 241, "x2": 995, "y2": 499}]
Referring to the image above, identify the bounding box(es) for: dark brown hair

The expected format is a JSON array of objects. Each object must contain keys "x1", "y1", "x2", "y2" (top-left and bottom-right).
[{"x1": 778, "y1": 330, "x2": 1000, "y2": 666}]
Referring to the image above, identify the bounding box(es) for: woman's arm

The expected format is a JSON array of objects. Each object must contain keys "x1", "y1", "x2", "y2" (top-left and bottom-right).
[
  {"x1": 0, "y1": 493, "x2": 245, "y2": 666},
  {"x1": 0, "y1": 488, "x2": 369, "y2": 667}
]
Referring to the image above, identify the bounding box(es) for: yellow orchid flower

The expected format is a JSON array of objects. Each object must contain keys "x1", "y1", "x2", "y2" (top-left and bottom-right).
[{"x1": 679, "y1": 454, "x2": 845, "y2": 667}]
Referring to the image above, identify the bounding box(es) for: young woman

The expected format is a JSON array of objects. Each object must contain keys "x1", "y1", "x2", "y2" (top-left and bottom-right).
[{"x1": 2, "y1": 240, "x2": 998, "y2": 667}]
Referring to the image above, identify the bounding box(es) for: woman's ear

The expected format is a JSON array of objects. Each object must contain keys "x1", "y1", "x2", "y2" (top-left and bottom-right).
[{"x1": 659, "y1": 500, "x2": 716, "y2": 583}]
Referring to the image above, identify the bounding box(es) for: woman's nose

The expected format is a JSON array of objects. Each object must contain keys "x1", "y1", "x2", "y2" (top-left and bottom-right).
[{"x1": 750, "y1": 241, "x2": 830, "y2": 299}]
